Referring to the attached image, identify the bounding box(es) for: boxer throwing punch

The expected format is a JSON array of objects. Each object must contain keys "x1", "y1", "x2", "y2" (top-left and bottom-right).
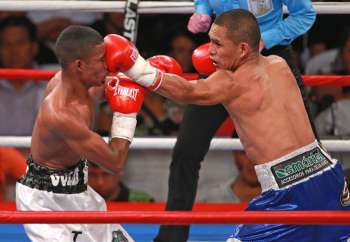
[
  {"x1": 104, "y1": 10, "x2": 350, "y2": 241},
  {"x1": 16, "y1": 25, "x2": 145, "y2": 242},
  {"x1": 157, "y1": 0, "x2": 317, "y2": 240}
]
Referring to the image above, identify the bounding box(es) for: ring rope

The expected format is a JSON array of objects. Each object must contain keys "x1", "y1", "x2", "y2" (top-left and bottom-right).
[
  {"x1": 1, "y1": 211, "x2": 350, "y2": 224},
  {"x1": 0, "y1": 137, "x2": 349, "y2": 152},
  {"x1": 0, "y1": 1, "x2": 194, "y2": 13},
  {"x1": 1, "y1": 68, "x2": 350, "y2": 86},
  {"x1": 0, "y1": 1, "x2": 349, "y2": 14}
]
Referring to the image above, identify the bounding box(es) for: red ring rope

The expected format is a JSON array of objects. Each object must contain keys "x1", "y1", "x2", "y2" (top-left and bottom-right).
[
  {"x1": 1, "y1": 68, "x2": 350, "y2": 86},
  {"x1": 0, "y1": 69, "x2": 56, "y2": 81},
  {"x1": 1, "y1": 211, "x2": 350, "y2": 224}
]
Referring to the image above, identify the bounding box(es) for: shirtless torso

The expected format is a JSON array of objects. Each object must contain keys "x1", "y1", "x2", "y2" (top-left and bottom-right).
[
  {"x1": 30, "y1": 68, "x2": 131, "y2": 174},
  {"x1": 158, "y1": 55, "x2": 315, "y2": 164},
  {"x1": 224, "y1": 55, "x2": 315, "y2": 164},
  {"x1": 31, "y1": 73, "x2": 95, "y2": 169}
]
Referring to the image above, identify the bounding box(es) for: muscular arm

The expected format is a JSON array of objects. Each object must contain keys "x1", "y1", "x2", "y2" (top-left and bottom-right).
[
  {"x1": 52, "y1": 109, "x2": 129, "y2": 174},
  {"x1": 157, "y1": 70, "x2": 235, "y2": 105}
]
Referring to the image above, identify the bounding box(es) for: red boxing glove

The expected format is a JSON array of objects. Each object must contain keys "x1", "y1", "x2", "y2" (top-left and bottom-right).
[
  {"x1": 192, "y1": 43, "x2": 216, "y2": 75},
  {"x1": 104, "y1": 34, "x2": 163, "y2": 91},
  {"x1": 105, "y1": 73, "x2": 145, "y2": 141},
  {"x1": 104, "y1": 34, "x2": 138, "y2": 73},
  {"x1": 105, "y1": 73, "x2": 145, "y2": 113},
  {"x1": 147, "y1": 55, "x2": 183, "y2": 75}
]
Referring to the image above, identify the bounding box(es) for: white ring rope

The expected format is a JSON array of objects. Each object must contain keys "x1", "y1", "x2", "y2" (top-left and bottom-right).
[
  {"x1": 0, "y1": 1, "x2": 194, "y2": 14},
  {"x1": 0, "y1": 1, "x2": 349, "y2": 14},
  {"x1": 0, "y1": 137, "x2": 349, "y2": 152}
]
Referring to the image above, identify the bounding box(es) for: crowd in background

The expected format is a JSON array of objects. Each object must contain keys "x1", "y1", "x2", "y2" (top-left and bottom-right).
[{"x1": 1, "y1": 0, "x2": 350, "y2": 202}]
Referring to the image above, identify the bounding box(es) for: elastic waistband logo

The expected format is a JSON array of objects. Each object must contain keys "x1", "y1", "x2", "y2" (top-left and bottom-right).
[
  {"x1": 271, "y1": 147, "x2": 332, "y2": 188},
  {"x1": 50, "y1": 167, "x2": 80, "y2": 187}
]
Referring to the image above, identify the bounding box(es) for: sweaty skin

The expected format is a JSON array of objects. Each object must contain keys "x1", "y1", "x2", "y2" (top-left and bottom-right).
[
  {"x1": 156, "y1": 24, "x2": 315, "y2": 165},
  {"x1": 31, "y1": 44, "x2": 130, "y2": 173}
]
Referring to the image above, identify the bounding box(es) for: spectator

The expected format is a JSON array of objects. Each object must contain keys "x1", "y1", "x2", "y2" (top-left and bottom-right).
[
  {"x1": 88, "y1": 162, "x2": 155, "y2": 202},
  {"x1": 162, "y1": 100, "x2": 186, "y2": 136},
  {"x1": 304, "y1": 48, "x2": 339, "y2": 75},
  {"x1": 0, "y1": 16, "x2": 49, "y2": 156},
  {"x1": 0, "y1": 16, "x2": 46, "y2": 131},
  {"x1": 140, "y1": 93, "x2": 187, "y2": 136},
  {"x1": 90, "y1": 12, "x2": 124, "y2": 36},
  {"x1": 314, "y1": 88, "x2": 350, "y2": 179},
  {"x1": 27, "y1": 7, "x2": 101, "y2": 52},
  {"x1": 315, "y1": 89, "x2": 350, "y2": 138},
  {"x1": 308, "y1": 28, "x2": 350, "y2": 117},
  {"x1": 0, "y1": 11, "x2": 57, "y2": 65},
  {"x1": 313, "y1": 28, "x2": 350, "y2": 177},
  {"x1": 305, "y1": 28, "x2": 350, "y2": 75},
  {"x1": 335, "y1": 28, "x2": 350, "y2": 76},
  {"x1": 138, "y1": 93, "x2": 168, "y2": 136},
  {"x1": 197, "y1": 150, "x2": 261, "y2": 203},
  {"x1": 300, "y1": 36, "x2": 327, "y2": 72},
  {"x1": 168, "y1": 32, "x2": 196, "y2": 73}
]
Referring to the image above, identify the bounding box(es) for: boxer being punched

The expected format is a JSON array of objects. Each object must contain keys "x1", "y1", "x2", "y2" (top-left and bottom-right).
[
  {"x1": 16, "y1": 25, "x2": 144, "y2": 242},
  {"x1": 104, "y1": 10, "x2": 350, "y2": 241}
]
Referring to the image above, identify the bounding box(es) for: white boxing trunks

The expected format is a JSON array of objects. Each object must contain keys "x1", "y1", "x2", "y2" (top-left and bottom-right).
[{"x1": 16, "y1": 156, "x2": 134, "y2": 242}]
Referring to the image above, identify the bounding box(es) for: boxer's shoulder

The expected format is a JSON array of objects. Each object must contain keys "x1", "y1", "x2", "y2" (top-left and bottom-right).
[{"x1": 263, "y1": 54, "x2": 282, "y2": 62}]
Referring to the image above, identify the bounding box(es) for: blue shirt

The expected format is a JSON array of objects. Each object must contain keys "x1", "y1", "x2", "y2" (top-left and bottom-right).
[
  {"x1": 194, "y1": 0, "x2": 316, "y2": 49},
  {"x1": 0, "y1": 80, "x2": 46, "y2": 135}
]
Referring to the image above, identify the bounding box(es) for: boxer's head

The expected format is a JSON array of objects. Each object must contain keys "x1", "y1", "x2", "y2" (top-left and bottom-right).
[
  {"x1": 214, "y1": 9, "x2": 260, "y2": 52},
  {"x1": 55, "y1": 25, "x2": 107, "y2": 86},
  {"x1": 208, "y1": 9, "x2": 260, "y2": 71}
]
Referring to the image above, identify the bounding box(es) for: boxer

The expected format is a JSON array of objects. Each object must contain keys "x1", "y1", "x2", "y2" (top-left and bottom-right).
[
  {"x1": 104, "y1": 10, "x2": 350, "y2": 241},
  {"x1": 16, "y1": 25, "x2": 144, "y2": 242}
]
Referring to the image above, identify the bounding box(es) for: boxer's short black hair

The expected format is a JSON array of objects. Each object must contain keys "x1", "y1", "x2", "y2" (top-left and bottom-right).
[
  {"x1": 55, "y1": 25, "x2": 103, "y2": 68},
  {"x1": 214, "y1": 9, "x2": 261, "y2": 51}
]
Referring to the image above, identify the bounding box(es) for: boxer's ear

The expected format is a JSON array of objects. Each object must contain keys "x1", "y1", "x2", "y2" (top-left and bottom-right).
[
  {"x1": 239, "y1": 42, "x2": 250, "y2": 59},
  {"x1": 74, "y1": 59, "x2": 85, "y2": 72}
]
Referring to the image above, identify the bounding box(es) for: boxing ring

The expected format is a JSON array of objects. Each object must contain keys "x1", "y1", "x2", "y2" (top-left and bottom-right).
[{"x1": 2, "y1": 1, "x2": 350, "y2": 242}]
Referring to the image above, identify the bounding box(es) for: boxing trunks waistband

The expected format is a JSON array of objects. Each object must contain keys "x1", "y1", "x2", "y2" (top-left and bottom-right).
[
  {"x1": 255, "y1": 141, "x2": 336, "y2": 192},
  {"x1": 19, "y1": 155, "x2": 88, "y2": 194}
]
